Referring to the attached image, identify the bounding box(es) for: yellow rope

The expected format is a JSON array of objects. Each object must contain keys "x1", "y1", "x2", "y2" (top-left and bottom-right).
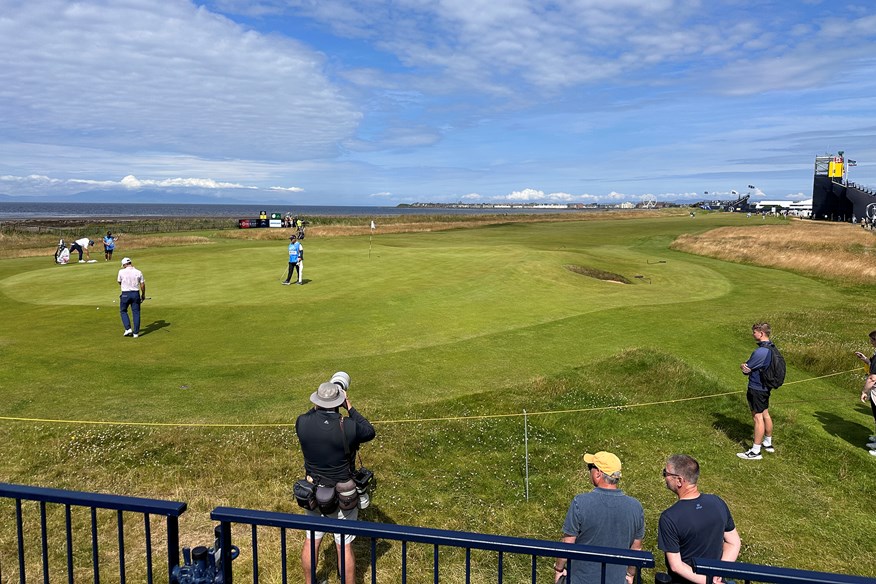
[{"x1": 0, "y1": 368, "x2": 863, "y2": 428}]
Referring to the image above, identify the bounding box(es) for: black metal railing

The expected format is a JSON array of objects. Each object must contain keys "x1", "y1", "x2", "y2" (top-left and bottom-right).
[
  {"x1": 692, "y1": 558, "x2": 876, "y2": 584},
  {"x1": 210, "y1": 506, "x2": 655, "y2": 584},
  {"x1": 5, "y1": 483, "x2": 874, "y2": 584},
  {"x1": 0, "y1": 482, "x2": 187, "y2": 584}
]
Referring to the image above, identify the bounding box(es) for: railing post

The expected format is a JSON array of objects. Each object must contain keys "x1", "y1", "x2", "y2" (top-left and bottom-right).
[
  {"x1": 166, "y1": 515, "x2": 180, "y2": 584},
  {"x1": 219, "y1": 520, "x2": 233, "y2": 584},
  {"x1": 15, "y1": 499, "x2": 25, "y2": 584}
]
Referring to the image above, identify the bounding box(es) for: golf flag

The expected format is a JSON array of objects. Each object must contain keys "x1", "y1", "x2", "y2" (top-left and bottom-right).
[
  {"x1": 848, "y1": 159, "x2": 857, "y2": 167},
  {"x1": 370, "y1": 220, "x2": 376, "y2": 231}
]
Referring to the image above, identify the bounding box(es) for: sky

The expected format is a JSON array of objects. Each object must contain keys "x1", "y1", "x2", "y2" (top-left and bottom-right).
[{"x1": 1, "y1": 0, "x2": 875, "y2": 206}]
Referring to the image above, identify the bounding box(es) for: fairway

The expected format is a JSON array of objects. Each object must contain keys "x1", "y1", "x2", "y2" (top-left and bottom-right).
[{"x1": 1, "y1": 213, "x2": 874, "y2": 579}]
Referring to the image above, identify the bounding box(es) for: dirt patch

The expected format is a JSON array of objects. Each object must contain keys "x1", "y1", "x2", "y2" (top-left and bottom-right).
[{"x1": 565, "y1": 265, "x2": 632, "y2": 284}]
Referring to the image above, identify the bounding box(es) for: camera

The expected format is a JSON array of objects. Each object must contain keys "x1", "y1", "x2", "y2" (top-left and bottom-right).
[
  {"x1": 353, "y1": 467, "x2": 373, "y2": 488},
  {"x1": 330, "y1": 371, "x2": 351, "y2": 392}
]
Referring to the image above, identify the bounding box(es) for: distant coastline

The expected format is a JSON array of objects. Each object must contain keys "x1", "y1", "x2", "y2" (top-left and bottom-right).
[{"x1": 0, "y1": 201, "x2": 615, "y2": 221}]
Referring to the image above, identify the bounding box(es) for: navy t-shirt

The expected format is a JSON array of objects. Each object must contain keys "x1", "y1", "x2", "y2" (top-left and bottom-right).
[{"x1": 657, "y1": 494, "x2": 735, "y2": 584}]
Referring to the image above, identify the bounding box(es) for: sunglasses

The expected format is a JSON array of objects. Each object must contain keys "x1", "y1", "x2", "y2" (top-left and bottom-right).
[{"x1": 662, "y1": 468, "x2": 681, "y2": 478}]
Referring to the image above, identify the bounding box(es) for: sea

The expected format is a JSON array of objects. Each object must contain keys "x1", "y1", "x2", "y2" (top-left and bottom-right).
[{"x1": 0, "y1": 201, "x2": 589, "y2": 220}]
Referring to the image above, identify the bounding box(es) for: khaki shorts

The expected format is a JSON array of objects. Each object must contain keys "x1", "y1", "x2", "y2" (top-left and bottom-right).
[{"x1": 304, "y1": 506, "x2": 358, "y2": 545}]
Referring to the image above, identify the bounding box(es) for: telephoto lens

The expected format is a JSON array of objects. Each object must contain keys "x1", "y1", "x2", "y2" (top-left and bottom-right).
[{"x1": 330, "y1": 371, "x2": 350, "y2": 391}]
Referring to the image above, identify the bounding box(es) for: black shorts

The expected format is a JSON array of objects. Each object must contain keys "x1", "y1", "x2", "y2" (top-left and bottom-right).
[{"x1": 746, "y1": 388, "x2": 771, "y2": 413}]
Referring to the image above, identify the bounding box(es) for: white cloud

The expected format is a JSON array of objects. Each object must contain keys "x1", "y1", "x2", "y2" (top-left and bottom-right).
[
  {"x1": 0, "y1": 0, "x2": 360, "y2": 163},
  {"x1": 368, "y1": 191, "x2": 393, "y2": 198},
  {"x1": 269, "y1": 186, "x2": 305, "y2": 192},
  {"x1": 0, "y1": 173, "x2": 269, "y2": 195},
  {"x1": 118, "y1": 175, "x2": 254, "y2": 189}
]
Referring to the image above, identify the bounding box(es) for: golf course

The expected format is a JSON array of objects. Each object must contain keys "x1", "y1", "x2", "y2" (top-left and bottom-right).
[{"x1": 1, "y1": 211, "x2": 874, "y2": 582}]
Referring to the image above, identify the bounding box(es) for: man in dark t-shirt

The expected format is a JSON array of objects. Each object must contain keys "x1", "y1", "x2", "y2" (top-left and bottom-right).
[{"x1": 657, "y1": 455, "x2": 740, "y2": 584}]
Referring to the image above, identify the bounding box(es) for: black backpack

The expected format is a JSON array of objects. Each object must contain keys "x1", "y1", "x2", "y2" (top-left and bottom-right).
[{"x1": 760, "y1": 342, "x2": 786, "y2": 389}]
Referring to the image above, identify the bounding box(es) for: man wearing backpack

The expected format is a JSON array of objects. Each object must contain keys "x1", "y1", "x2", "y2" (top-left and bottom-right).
[{"x1": 737, "y1": 322, "x2": 779, "y2": 460}]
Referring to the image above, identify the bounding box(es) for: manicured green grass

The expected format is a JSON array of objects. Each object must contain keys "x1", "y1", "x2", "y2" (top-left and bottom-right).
[{"x1": 0, "y1": 212, "x2": 874, "y2": 582}]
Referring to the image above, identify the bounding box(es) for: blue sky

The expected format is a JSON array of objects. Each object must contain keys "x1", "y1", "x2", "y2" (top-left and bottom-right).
[{"x1": 1, "y1": 0, "x2": 875, "y2": 206}]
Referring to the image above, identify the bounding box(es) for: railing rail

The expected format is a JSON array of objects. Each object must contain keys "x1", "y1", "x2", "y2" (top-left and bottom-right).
[
  {"x1": 0, "y1": 482, "x2": 187, "y2": 584},
  {"x1": 211, "y1": 506, "x2": 655, "y2": 584},
  {"x1": 692, "y1": 558, "x2": 876, "y2": 584}
]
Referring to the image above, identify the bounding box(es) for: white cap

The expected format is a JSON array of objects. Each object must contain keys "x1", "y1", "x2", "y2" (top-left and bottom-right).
[{"x1": 121, "y1": 257, "x2": 132, "y2": 266}]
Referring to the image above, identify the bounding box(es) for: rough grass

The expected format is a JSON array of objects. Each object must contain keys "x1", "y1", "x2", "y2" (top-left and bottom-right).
[
  {"x1": 0, "y1": 233, "x2": 214, "y2": 259},
  {"x1": 671, "y1": 220, "x2": 876, "y2": 282},
  {"x1": 0, "y1": 208, "x2": 686, "y2": 256}
]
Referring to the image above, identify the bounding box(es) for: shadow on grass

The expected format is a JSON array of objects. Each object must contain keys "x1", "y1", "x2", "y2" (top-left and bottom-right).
[
  {"x1": 314, "y1": 503, "x2": 395, "y2": 584},
  {"x1": 711, "y1": 411, "x2": 751, "y2": 445},
  {"x1": 813, "y1": 409, "x2": 873, "y2": 447},
  {"x1": 140, "y1": 319, "x2": 171, "y2": 335}
]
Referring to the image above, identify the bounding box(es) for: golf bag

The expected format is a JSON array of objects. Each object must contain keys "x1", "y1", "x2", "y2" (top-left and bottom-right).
[{"x1": 54, "y1": 240, "x2": 70, "y2": 264}]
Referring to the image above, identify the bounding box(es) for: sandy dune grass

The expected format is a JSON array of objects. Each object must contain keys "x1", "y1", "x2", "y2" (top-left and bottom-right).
[{"x1": 671, "y1": 220, "x2": 876, "y2": 282}]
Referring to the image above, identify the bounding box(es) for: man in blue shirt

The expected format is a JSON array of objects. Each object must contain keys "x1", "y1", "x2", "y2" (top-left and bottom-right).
[
  {"x1": 554, "y1": 451, "x2": 645, "y2": 584},
  {"x1": 283, "y1": 235, "x2": 303, "y2": 285},
  {"x1": 103, "y1": 232, "x2": 117, "y2": 261},
  {"x1": 737, "y1": 322, "x2": 775, "y2": 460}
]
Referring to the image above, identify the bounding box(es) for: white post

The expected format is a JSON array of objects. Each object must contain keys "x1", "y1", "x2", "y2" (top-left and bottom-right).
[{"x1": 524, "y1": 409, "x2": 529, "y2": 501}]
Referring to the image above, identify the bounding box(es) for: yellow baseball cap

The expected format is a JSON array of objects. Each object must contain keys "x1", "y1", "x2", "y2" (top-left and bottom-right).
[{"x1": 583, "y1": 451, "x2": 622, "y2": 478}]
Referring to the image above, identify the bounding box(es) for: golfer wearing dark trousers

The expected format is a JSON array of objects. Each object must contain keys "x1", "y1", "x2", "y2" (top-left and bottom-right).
[
  {"x1": 283, "y1": 234, "x2": 303, "y2": 285},
  {"x1": 117, "y1": 257, "x2": 145, "y2": 338}
]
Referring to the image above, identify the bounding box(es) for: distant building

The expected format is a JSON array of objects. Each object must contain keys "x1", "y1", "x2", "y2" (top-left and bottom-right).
[{"x1": 812, "y1": 152, "x2": 875, "y2": 221}]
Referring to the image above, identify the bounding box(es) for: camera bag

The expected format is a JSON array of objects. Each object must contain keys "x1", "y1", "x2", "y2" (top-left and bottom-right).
[
  {"x1": 335, "y1": 479, "x2": 359, "y2": 510},
  {"x1": 316, "y1": 485, "x2": 339, "y2": 515},
  {"x1": 293, "y1": 479, "x2": 317, "y2": 510}
]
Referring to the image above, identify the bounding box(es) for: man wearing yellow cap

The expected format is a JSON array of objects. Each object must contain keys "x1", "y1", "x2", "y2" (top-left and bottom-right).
[{"x1": 554, "y1": 451, "x2": 645, "y2": 584}]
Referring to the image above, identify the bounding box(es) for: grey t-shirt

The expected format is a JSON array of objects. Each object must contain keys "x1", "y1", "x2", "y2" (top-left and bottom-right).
[{"x1": 562, "y1": 487, "x2": 645, "y2": 584}]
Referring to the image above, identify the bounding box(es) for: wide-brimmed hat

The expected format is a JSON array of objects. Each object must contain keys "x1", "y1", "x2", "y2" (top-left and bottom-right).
[
  {"x1": 583, "y1": 451, "x2": 622, "y2": 478},
  {"x1": 310, "y1": 382, "x2": 346, "y2": 408}
]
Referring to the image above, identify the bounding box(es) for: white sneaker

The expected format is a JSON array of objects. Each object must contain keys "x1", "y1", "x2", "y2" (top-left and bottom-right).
[
  {"x1": 78, "y1": 260, "x2": 85, "y2": 263},
  {"x1": 763, "y1": 444, "x2": 775, "y2": 453},
  {"x1": 123, "y1": 329, "x2": 133, "y2": 336},
  {"x1": 736, "y1": 449, "x2": 762, "y2": 460},
  {"x1": 132, "y1": 334, "x2": 138, "y2": 338},
  {"x1": 870, "y1": 450, "x2": 876, "y2": 457}
]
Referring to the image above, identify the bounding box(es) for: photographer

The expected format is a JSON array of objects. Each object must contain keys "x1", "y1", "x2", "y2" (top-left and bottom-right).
[{"x1": 296, "y1": 378, "x2": 375, "y2": 584}]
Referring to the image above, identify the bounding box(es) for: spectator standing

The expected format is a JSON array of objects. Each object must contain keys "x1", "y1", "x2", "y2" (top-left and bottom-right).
[
  {"x1": 117, "y1": 257, "x2": 145, "y2": 338},
  {"x1": 737, "y1": 322, "x2": 776, "y2": 459},
  {"x1": 103, "y1": 232, "x2": 117, "y2": 261},
  {"x1": 282, "y1": 235, "x2": 303, "y2": 285},
  {"x1": 657, "y1": 454, "x2": 741, "y2": 584},
  {"x1": 854, "y1": 330, "x2": 876, "y2": 456},
  {"x1": 69, "y1": 237, "x2": 95, "y2": 262},
  {"x1": 554, "y1": 451, "x2": 645, "y2": 584},
  {"x1": 296, "y1": 381, "x2": 375, "y2": 584}
]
